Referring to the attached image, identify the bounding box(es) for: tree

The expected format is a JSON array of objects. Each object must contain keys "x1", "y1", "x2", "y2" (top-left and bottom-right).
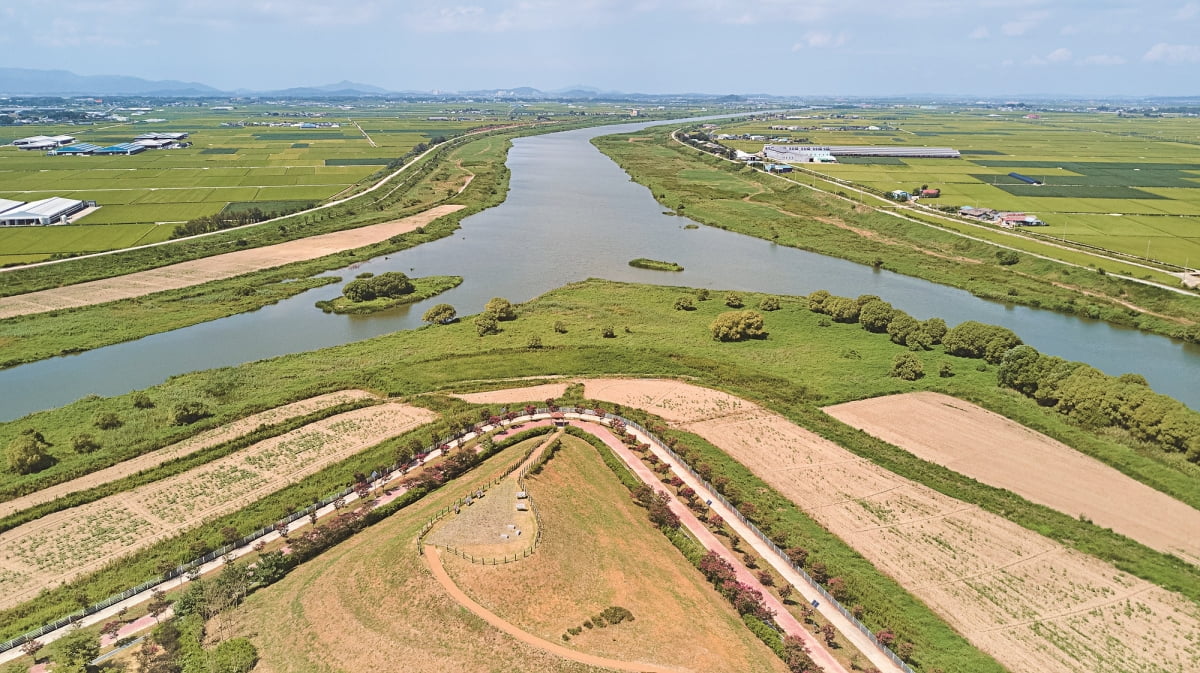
[
  {"x1": 674, "y1": 296, "x2": 695, "y2": 311},
  {"x1": 93, "y1": 411, "x2": 122, "y2": 430},
  {"x1": 474, "y1": 312, "x2": 499, "y2": 336},
  {"x1": 20, "y1": 639, "x2": 44, "y2": 661},
  {"x1": 484, "y1": 297, "x2": 516, "y2": 320},
  {"x1": 172, "y1": 401, "x2": 211, "y2": 425},
  {"x1": 996, "y1": 249, "x2": 1020, "y2": 265},
  {"x1": 710, "y1": 311, "x2": 766, "y2": 342},
  {"x1": 724, "y1": 292, "x2": 744, "y2": 308},
  {"x1": 939, "y1": 362, "x2": 955, "y2": 378},
  {"x1": 807, "y1": 289, "x2": 832, "y2": 313},
  {"x1": 6, "y1": 434, "x2": 50, "y2": 474},
  {"x1": 825, "y1": 296, "x2": 861, "y2": 323},
  {"x1": 132, "y1": 392, "x2": 156, "y2": 409},
  {"x1": 920, "y1": 317, "x2": 948, "y2": 344},
  {"x1": 822, "y1": 623, "x2": 838, "y2": 647},
  {"x1": 343, "y1": 272, "x2": 413, "y2": 302},
  {"x1": 998, "y1": 345, "x2": 1047, "y2": 395},
  {"x1": 422, "y1": 303, "x2": 457, "y2": 324},
  {"x1": 887, "y1": 314, "x2": 919, "y2": 345},
  {"x1": 891, "y1": 353, "x2": 925, "y2": 380},
  {"x1": 942, "y1": 321, "x2": 1021, "y2": 363},
  {"x1": 72, "y1": 433, "x2": 101, "y2": 454},
  {"x1": 783, "y1": 634, "x2": 817, "y2": 673},
  {"x1": 757, "y1": 296, "x2": 781, "y2": 311},
  {"x1": 49, "y1": 629, "x2": 99, "y2": 673},
  {"x1": 148, "y1": 589, "x2": 170, "y2": 622},
  {"x1": 858, "y1": 299, "x2": 896, "y2": 333}
]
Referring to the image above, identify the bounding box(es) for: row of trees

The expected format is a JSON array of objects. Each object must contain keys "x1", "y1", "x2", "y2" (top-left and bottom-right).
[
  {"x1": 807, "y1": 290, "x2": 951, "y2": 351},
  {"x1": 170, "y1": 206, "x2": 303, "y2": 239},
  {"x1": 998, "y1": 345, "x2": 1200, "y2": 458}
]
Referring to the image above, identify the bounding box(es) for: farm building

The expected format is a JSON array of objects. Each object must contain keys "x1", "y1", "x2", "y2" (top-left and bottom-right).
[
  {"x1": 764, "y1": 163, "x2": 793, "y2": 173},
  {"x1": 765, "y1": 144, "x2": 960, "y2": 160},
  {"x1": 132, "y1": 138, "x2": 174, "y2": 149},
  {"x1": 95, "y1": 143, "x2": 147, "y2": 156},
  {"x1": 134, "y1": 132, "x2": 189, "y2": 141},
  {"x1": 919, "y1": 188, "x2": 941, "y2": 198},
  {"x1": 11, "y1": 135, "x2": 76, "y2": 149},
  {"x1": 1008, "y1": 172, "x2": 1043, "y2": 185},
  {"x1": 763, "y1": 145, "x2": 837, "y2": 163},
  {"x1": 960, "y1": 206, "x2": 998, "y2": 220},
  {"x1": 998, "y1": 212, "x2": 1047, "y2": 227},
  {"x1": 0, "y1": 197, "x2": 94, "y2": 226},
  {"x1": 48, "y1": 143, "x2": 103, "y2": 156},
  {"x1": 888, "y1": 190, "x2": 912, "y2": 201}
]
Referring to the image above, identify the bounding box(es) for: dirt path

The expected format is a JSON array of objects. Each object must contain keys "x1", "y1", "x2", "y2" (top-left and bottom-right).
[
  {"x1": 0, "y1": 205, "x2": 463, "y2": 319},
  {"x1": 425, "y1": 545, "x2": 688, "y2": 673},
  {"x1": 823, "y1": 392, "x2": 1200, "y2": 565},
  {"x1": 0, "y1": 390, "x2": 378, "y2": 520}
]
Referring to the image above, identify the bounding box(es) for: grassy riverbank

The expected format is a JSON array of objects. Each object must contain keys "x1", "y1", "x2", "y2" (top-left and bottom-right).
[
  {"x1": 592, "y1": 128, "x2": 1200, "y2": 343},
  {"x1": 3, "y1": 279, "x2": 1196, "y2": 652}
]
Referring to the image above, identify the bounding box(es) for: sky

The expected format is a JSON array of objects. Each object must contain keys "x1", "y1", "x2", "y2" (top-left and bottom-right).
[{"x1": 3, "y1": 0, "x2": 1200, "y2": 97}]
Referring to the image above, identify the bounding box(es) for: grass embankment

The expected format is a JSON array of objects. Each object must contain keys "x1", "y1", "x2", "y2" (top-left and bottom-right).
[
  {"x1": 443, "y1": 434, "x2": 787, "y2": 673},
  {"x1": 592, "y1": 129, "x2": 1200, "y2": 343},
  {"x1": 5, "y1": 280, "x2": 1197, "y2": 670},
  {"x1": 229, "y1": 438, "x2": 616, "y2": 673},
  {"x1": 628, "y1": 258, "x2": 683, "y2": 272},
  {"x1": 315, "y1": 275, "x2": 462, "y2": 315}
]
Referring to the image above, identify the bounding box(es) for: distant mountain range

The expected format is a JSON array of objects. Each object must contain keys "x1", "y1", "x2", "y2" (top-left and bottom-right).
[{"x1": 0, "y1": 68, "x2": 751, "y2": 100}]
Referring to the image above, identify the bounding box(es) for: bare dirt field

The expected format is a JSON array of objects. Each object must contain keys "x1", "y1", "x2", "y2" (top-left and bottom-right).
[
  {"x1": 571, "y1": 378, "x2": 1200, "y2": 673},
  {"x1": 823, "y1": 392, "x2": 1200, "y2": 566},
  {"x1": 453, "y1": 382, "x2": 570, "y2": 406},
  {"x1": 0, "y1": 390, "x2": 378, "y2": 520},
  {"x1": 442, "y1": 435, "x2": 789, "y2": 673},
  {"x1": 0, "y1": 402, "x2": 434, "y2": 611},
  {"x1": 0, "y1": 204, "x2": 463, "y2": 319}
]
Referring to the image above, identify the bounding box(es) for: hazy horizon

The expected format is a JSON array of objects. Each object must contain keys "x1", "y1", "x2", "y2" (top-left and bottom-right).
[{"x1": 3, "y1": 1, "x2": 1199, "y2": 98}]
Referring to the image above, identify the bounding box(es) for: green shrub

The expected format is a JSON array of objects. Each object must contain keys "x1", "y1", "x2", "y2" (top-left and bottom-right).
[
  {"x1": 674, "y1": 296, "x2": 695, "y2": 311},
  {"x1": 72, "y1": 434, "x2": 101, "y2": 454},
  {"x1": 710, "y1": 311, "x2": 766, "y2": 342},
  {"x1": 422, "y1": 303, "x2": 457, "y2": 324},
  {"x1": 757, "y1": 296, "x2": 781, "y2": 311},
  {"x1": 484, "y1": 297, "x2": 516, "y2": 321},
  {"x1": 891, "y1": 353, "x2": 924, "y2": 380},
  {"x1": 474, "y1": 312, "x2": 499, "y2": 336}
]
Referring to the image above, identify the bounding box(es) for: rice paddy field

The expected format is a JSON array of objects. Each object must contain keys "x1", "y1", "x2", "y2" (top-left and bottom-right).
[
  {"x1": 0, "y1": 103, "x2": 504, "y2": 264},
  {"x1": 717, "y1": 110, "x2": 1200, "y2": 268}
]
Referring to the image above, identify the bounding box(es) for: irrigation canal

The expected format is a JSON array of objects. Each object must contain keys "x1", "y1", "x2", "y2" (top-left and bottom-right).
[{"x1": 2, "y1": 117, "x2": 1198, "y2": 420}]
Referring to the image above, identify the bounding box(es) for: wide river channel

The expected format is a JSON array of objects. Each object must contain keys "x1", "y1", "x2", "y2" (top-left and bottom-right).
[{"x1": 2, "y1": 118, "x2": 1198, "y2": 420}]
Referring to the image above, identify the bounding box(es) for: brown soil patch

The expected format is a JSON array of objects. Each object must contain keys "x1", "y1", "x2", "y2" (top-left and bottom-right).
[
  {"x1": 0, "y1": 205, "x2": 464, "y2": 319},
  {"x1": 581, "y1": 378, "x2": 1200, "y2": 673},
  {"x1": 453, "y1": 382, "x2": 570, "y2": 406},
  {"x1": 0, "y1": 390, "x2": 377, "y2": 520},
  {"x1": 823, "y1": 392, "x2": 1200, "y2": 565},
  {"x1": 0, "y1": 403, "x2": 434, "y2": 610}
]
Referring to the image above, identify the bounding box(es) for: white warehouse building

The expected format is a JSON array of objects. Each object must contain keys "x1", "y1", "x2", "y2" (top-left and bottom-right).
[{"x1": 0, "y1": 197, "x2": 94, "y2": 226}]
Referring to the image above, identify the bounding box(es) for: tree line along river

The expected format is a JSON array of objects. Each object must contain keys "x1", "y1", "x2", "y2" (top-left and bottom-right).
[{"x1": 0, "y1": 116, "x2": 1197, "y2": 421}]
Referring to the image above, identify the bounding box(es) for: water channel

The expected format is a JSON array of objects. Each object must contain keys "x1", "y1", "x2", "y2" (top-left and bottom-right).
[{"x1": 3, "y1": 118, "x2": 1198, "y2": 421}]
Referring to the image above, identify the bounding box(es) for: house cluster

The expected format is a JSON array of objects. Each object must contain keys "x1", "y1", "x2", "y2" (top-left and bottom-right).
[
  {"x1": 888, "y1": 188, "x2": 941, "y2": 200},
  {"x1": 960, "y1": 207, "x2": 1047, "y2": 228}
]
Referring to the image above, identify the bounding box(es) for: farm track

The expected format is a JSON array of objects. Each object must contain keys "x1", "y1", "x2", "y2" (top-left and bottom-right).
[
  {"x1": 0, "y1": 390, "x2": 378, "y2": 520},
  {"x1": 462, "y1": 379, "x2": 1200, "y2": 673},
  {"x1": 0, "y1": 402, "x2": 435, "y2": 611},
  {"x1": 0, "y1": 204, "x2": 462, "y2": 319}
]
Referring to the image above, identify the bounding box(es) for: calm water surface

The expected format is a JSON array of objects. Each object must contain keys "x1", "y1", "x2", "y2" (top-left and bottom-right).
[{"x1": 2, "y1": 119, "x2": 1197, "y2": 420}]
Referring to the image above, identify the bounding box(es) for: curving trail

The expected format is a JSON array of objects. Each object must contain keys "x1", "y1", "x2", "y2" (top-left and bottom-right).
[{"x1": 424, "y1": 545, "x2": 688, "y2": 673}]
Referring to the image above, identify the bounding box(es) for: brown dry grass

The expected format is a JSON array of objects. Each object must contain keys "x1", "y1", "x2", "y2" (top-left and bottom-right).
[
  {"x1": 223, "y1": 442, "x2": 608, "y2": 673},
  {"x1": 823, "y1": 392, "x2": 1200, "y2": 565},
  {"x1": 453, "y1": 382, "x2": 570, "y2": 406},
  {"x1": 0, "y1": 390, "x2": 378, "y2": 520},
  {"x1": 580, "y1": 378, "x2": 1200, "y2": 673},
  {"x1": 0, "y1": 205, "x2": 463, "y2": 319},
  {"x1": 0, "y1": 403, "x2": 434, "y2": 610},
  {"x1": 442, "y1": 435, "x2": 789, "y2": 673}
]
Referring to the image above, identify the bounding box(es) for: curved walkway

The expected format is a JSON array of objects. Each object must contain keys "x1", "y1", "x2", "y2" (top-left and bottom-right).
[{"x1": 424, "y1": 546, "x2": 687, "y2": 673}]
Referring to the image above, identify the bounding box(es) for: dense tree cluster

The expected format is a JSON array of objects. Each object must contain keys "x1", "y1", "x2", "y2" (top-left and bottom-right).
[
  {"x1": 998, "y1": 345, "x2": 1200, "y2": 459},
  {"x1": 942, "y1": 320, "x2": 1022, "y2": 363},
  {"x1": 807, "y1": 290, "x2": 948, "y2": 351},
  {"x1": 342, "y1": 272, "x2": 414, "y2": 302},
  {"x1": 710, "y1": 310, "x2": 767, "y2": 341},
  {"x1": 170, "y1": 206, "x2": 301, "y2": 239}
]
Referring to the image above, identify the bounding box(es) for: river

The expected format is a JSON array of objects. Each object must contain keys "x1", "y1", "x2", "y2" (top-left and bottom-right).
[{"x1": 2, "y1": 119, "x2": 1197, "y2": 420}]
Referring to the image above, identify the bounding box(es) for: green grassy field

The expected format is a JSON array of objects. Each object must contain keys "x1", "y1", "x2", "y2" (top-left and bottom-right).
[{"x1": 713, "y1": 110, "x2": 1200, "y2": 268}]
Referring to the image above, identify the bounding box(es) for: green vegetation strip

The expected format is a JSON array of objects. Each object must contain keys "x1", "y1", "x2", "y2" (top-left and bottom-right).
[{"x1": 628, "y1": 258, "x2": 684, "y2": 272}]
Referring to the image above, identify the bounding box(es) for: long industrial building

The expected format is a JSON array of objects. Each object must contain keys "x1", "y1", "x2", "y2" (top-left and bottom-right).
[
  {"x1": 764, "y1": 144, "x2": 961, "y2": 162},
  {"x1": 0, "y1": 197, "x2": 95, "y2": 226}
]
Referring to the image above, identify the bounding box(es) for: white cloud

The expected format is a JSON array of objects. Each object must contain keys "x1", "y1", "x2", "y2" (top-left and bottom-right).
[
  {"x1": 1177, "y1": 2, "x2": 1200, "y2": 20},
  {"x1": 1002, "y1": 10, "x2": 1049, "y2": 36},
  {"x1": 1080, "y1": 54, "x2": 1126, "y2": 65},
  {"x1": 1143, "y1": 42, "x2": 1200, "y2": 62},
  {"x1": 969, "y1": 26, "x2": 989, "y2": 39},
  {"x1": 791, "y1": 30, "x2": 847, "y2": 50},
  {"x1": 1046, "y1": 47, "x2": 1072, "y2": 63}
]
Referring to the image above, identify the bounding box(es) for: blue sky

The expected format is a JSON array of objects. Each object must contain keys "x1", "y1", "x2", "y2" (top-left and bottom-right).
[{"x1": 4, "y1": 0, "x2": 1199, "y2": 96}]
